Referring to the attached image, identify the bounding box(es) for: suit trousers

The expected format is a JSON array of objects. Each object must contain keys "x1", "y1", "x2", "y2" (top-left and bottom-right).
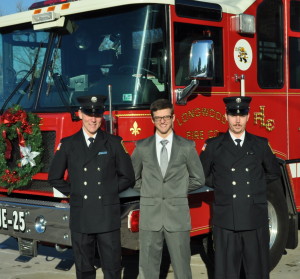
[
  {"x1": 213, "y1": 225, "x2": 270, "y2": 279},
  {"x1": 139, "y1": 228, "x2": 192, "y2": 279},
  {"x1": 71, "y1": 229, "x2": 121, "y2": 279}
]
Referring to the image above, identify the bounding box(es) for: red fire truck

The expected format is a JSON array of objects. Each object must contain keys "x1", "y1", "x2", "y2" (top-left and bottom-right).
[{"x1": 0, "y1": 0, "x2": 299, "y2": 271}]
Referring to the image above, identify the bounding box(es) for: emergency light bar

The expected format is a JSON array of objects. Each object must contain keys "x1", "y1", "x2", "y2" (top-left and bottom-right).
[{"x1": 29, "y1": 0, "x2": 76, "y2": 10}]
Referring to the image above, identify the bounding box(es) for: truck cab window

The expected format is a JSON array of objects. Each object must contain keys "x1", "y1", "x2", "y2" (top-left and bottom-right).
[{"x1": 257, "y1": 0, "x2": 284, "y2": 89}]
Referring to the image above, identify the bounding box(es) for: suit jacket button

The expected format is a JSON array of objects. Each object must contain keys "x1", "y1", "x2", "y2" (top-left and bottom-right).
[
  {"x1": 247, "y1": 181, "x2": 250, "y2": 184},
  {"x1": 97, "y1": 167, "x2": 101, "y2": 171},
  {"x1": 98, "y1": 182, "x2": 101, "y2": 185},
  {"x1": 233, "y1": 194, "x2": 237, "y2": 198},
  {"x1": 232, "y1": 181, "x2": 236, "y2": 185},
  {"x1": 84, "y1": 195, "x2": 88, "y2": 199},
  {"x1": 84, "y1": 181, "x2": 87, "y2": 185},
  {"x1": 84, "y1": 168, "x2": 87, "y2": 171},
  {"x1": 247, "y1": 194, "x2": 251, "y2": 198},
  {"x1": 98, "y1": 196, "x2": 102, "y2": 199},
  {"x1": 231, "y1": 168, "x2": 235, "y2": 172},
  {"x1": 245, "y1": 168, "x2": 249, "y2": 172}
]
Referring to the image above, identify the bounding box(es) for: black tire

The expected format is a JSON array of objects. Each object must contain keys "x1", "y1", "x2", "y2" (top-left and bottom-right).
[{"x1": 267, "y1": 180, "x2": 289, "y2": 270}]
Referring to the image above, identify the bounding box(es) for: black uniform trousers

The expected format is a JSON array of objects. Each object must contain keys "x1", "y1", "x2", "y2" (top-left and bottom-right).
[
  {"x1": 71, "y1": 229, "x2": 121, "y2": 279},
  {"x1": 213, "y1": 225, "x2": 270, "y2": 279}
]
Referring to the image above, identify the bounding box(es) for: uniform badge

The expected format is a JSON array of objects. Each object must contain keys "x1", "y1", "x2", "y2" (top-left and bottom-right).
[
  {"x1": 91, "y1": 96, "x2": 97, "y2": 103},
  {"x1": 121, "y1": 140, "x2": 128, "y2": 153},
  {"x1": 202, "y1": 143, "x2": 207, "y2": 151}
]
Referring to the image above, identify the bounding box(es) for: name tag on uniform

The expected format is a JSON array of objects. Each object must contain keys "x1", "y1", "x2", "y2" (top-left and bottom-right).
[{"x1": 98, "y1": 151, "x2": 108, "y2": 155}]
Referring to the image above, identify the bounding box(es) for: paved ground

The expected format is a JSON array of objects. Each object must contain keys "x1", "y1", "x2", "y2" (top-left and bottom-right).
[{"x1": 0, "y1": 232, "x2": 299, "y2": 279}]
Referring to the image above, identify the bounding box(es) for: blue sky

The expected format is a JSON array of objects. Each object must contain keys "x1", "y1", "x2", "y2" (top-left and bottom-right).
[{"x1": 0, "y1": 0, "x2": 35, "y2": 15}]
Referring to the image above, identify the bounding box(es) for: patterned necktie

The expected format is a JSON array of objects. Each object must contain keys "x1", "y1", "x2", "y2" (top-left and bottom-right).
[
  {"x1": 88, "y1": 137, "x2": 94, "y2": 149},
  {"x1": 235, "y1": 139, "x2": 242, "y2": 148},
  {"x1": 160, "y1": 140, "x2": 169, "y2": 177}
]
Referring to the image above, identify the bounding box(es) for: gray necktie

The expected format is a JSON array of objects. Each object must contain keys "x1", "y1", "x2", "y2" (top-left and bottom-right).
[
  {"x1": 235, "y1": 139, "x2": 242, "y2": 148},
  {"x1": 160, "y1": 140, "x2": 169, "y2": 177},
  {"x1": 88, "y1": 137, "x2": 94, "y2": 149}
]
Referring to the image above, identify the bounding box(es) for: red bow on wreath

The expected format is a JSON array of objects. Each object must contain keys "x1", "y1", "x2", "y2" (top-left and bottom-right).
[{"x1": 1, "y1": 109, "x2": 29, "y2": 159}]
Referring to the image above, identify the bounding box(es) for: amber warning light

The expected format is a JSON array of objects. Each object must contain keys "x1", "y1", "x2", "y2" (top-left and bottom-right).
[{"x1": 29, "y1": 0, "x2": 76, "y2": 10}]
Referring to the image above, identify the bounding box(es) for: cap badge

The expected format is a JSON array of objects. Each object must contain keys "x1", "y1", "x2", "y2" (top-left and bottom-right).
[
  {"x1": 236, "y1": 98, "x2": 241, "y2": 103},
  {"x1": 91, "y1": 96, "x2": 98, "y2": 103}
]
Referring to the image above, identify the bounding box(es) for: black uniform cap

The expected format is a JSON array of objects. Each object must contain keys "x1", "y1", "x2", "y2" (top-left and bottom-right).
[
  {"x1": 223, "y1": 96, "x2": 252, "y2": 116},
  {"x1": 77, "y1": 95, "x2": 106, "y2": 116}
]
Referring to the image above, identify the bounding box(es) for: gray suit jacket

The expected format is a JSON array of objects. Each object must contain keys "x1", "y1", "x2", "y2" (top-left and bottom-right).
[{"x1": 131, "y1": 133, "x2": 205, "y2": 232}]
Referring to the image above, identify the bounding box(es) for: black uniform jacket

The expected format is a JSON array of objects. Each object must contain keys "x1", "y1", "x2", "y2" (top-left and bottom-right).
[
  {"x1": 48, "y1": 129, "x2": 135, "y2": 233},
  {"x1": 200, "y1": 131, "x2": 281, "y2": 231}
]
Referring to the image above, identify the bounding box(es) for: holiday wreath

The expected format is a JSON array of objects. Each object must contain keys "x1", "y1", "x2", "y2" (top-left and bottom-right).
[{"x1": 0, "y1": 105, "x2": 43, "y2": 193}]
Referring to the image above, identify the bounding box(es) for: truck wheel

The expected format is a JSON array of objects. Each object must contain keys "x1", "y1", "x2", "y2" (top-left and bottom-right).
[{"x1": 267, "y1": 180, "x2": 289, "y2": 271}]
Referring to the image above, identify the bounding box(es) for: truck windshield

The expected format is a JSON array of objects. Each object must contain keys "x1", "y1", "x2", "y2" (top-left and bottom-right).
[{"x1": 0, "y1": 4, "x2": 167, "y2": 112}]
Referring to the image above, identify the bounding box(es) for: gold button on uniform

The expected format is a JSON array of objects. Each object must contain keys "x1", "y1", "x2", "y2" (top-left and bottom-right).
[
  {"x1": 233, "y1": 194, "x2": 237, "y2": 198},
  {"x1": 232, "y1": 181, "x2": 236, "y2": 185},
  {"x1": 84, "y1": 181, "x2": 87, "y2": 185},
  {"x1": 84, "y1": 195, "x2": 88, "y2": 199}
]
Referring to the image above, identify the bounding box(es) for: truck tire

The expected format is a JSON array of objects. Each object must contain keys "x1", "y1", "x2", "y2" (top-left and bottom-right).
[{"x1": 267, "y1": 180, "x2": 289, "y2": 271}]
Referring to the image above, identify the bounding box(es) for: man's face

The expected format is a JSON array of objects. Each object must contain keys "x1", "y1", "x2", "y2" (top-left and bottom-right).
[
  {"x1": 78, "y1": 110, "x2": 102, "y2": 137},
  {"x1": 225, "y1": 113, "x2": 249, "y2": 136},
  {"x1": 152, "y1": 108, "x2": 175, "y2": 138}
]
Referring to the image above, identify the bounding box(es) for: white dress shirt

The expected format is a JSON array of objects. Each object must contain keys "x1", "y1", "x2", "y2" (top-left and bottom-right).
[
  {"x1": 229, "y1": 131, "x2": 245, "y2": 147},
  {"x1": 82, "y1": 129, "x2": 97, "y2": 147}
]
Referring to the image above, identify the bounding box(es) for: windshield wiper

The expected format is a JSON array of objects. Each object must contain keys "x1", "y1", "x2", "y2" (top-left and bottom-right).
[
  {"x1": 0, "y1": 44, "x2": 42, "y2": 114},
  {"x1": 48, "y1": 35, "x2": 80, "y2": 121}
]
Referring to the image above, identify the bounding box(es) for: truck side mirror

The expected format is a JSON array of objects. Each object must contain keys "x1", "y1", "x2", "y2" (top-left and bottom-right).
[{"x1": 176, "y1": 40, "x2": 214, "y2": 105}]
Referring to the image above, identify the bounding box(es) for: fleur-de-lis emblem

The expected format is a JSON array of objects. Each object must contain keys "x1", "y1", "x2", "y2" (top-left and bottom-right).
[{"x1": 130, "y1": 121, "x2": 141, "y2": 136}]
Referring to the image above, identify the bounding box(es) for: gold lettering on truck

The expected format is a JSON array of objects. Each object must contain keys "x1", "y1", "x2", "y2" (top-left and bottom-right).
[{"x1": 254, "y1": 106, "x2": 275, "y2": 131}]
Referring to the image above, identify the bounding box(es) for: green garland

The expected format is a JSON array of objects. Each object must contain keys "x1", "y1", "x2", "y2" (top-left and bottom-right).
[{"x1": 0, "y1": 105, "x2": 43, "y2": 193}]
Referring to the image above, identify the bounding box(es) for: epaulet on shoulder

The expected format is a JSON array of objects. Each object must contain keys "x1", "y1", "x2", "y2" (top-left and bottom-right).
[
  {"x1": 106, "y1": 133, "x2": 122, "y2": 141},
  {"x1": 206, "y1": 136, "x2": 221, "y2": 144},
  {"x1": 254, "y1": 134, "x2": 268, "y2": 143}
]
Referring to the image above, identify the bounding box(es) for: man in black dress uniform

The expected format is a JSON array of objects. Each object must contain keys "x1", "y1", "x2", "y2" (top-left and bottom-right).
[
  {"x1": 200, "y1": 96, "x2": 281, "y2": 279},
  {"x1": 48, "y1": 95, "x2": 135, "y2": 279}
]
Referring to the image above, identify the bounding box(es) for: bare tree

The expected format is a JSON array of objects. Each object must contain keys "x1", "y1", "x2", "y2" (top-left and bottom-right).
[{"x1": 16, "y1": 1, "x2": 26, "y2": 12}]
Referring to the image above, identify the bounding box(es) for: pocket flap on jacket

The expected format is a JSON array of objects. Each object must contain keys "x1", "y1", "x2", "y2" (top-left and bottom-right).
[
  {"x1": 103, "y1": 195, "x2": 120, "y2": 205},
  {"x1": 253, "y1": 195, "x2": 267, "y2": 204},
  {"x1": 169, "y1": 198, "x2": 188, "y2": 205},
  {"x1": 140, "y1": 198, "x2": 155, "y2": 206}
]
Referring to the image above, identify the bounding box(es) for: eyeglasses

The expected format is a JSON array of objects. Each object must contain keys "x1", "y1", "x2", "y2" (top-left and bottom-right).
[{"x1": 153, "y1": 115, "x2": 173, "y2": 122}]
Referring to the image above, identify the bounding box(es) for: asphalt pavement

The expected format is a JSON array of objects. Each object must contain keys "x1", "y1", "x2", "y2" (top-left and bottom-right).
[{"x1": 0, "y1": 232, "x2": 299, "y2": 279}]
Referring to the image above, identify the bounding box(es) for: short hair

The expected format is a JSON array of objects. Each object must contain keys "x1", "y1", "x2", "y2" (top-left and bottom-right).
[{"x1": 150, "y1": 99, "x2": 174, "y2": 118}]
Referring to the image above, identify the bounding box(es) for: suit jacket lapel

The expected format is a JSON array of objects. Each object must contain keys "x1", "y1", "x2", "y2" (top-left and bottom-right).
[
  {"x1": 148, "y1": 136, "x2": 162, "y2": 175},
  {"x1": 221, "y1": 131, "x2": 254, "y2": 165},
  {"x1": 221, "y1": 131, "x2": 238, "y2": 156},
  {"x1": 70, "y1": 130, "x2": 87, "y2": 166},
  {"x1": 85, "y1": 130, "x2": 108, "y2": 164}
]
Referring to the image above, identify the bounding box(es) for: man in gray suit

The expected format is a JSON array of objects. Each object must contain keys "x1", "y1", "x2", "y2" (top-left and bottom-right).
[{"x1": 131, "y1": 99, "x2": 205, "y2": 279}]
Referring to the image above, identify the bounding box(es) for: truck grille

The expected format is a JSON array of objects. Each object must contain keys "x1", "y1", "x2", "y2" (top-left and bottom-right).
[{"x1": 40, "y1": 131, "x2": 56, "y2": 173}]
